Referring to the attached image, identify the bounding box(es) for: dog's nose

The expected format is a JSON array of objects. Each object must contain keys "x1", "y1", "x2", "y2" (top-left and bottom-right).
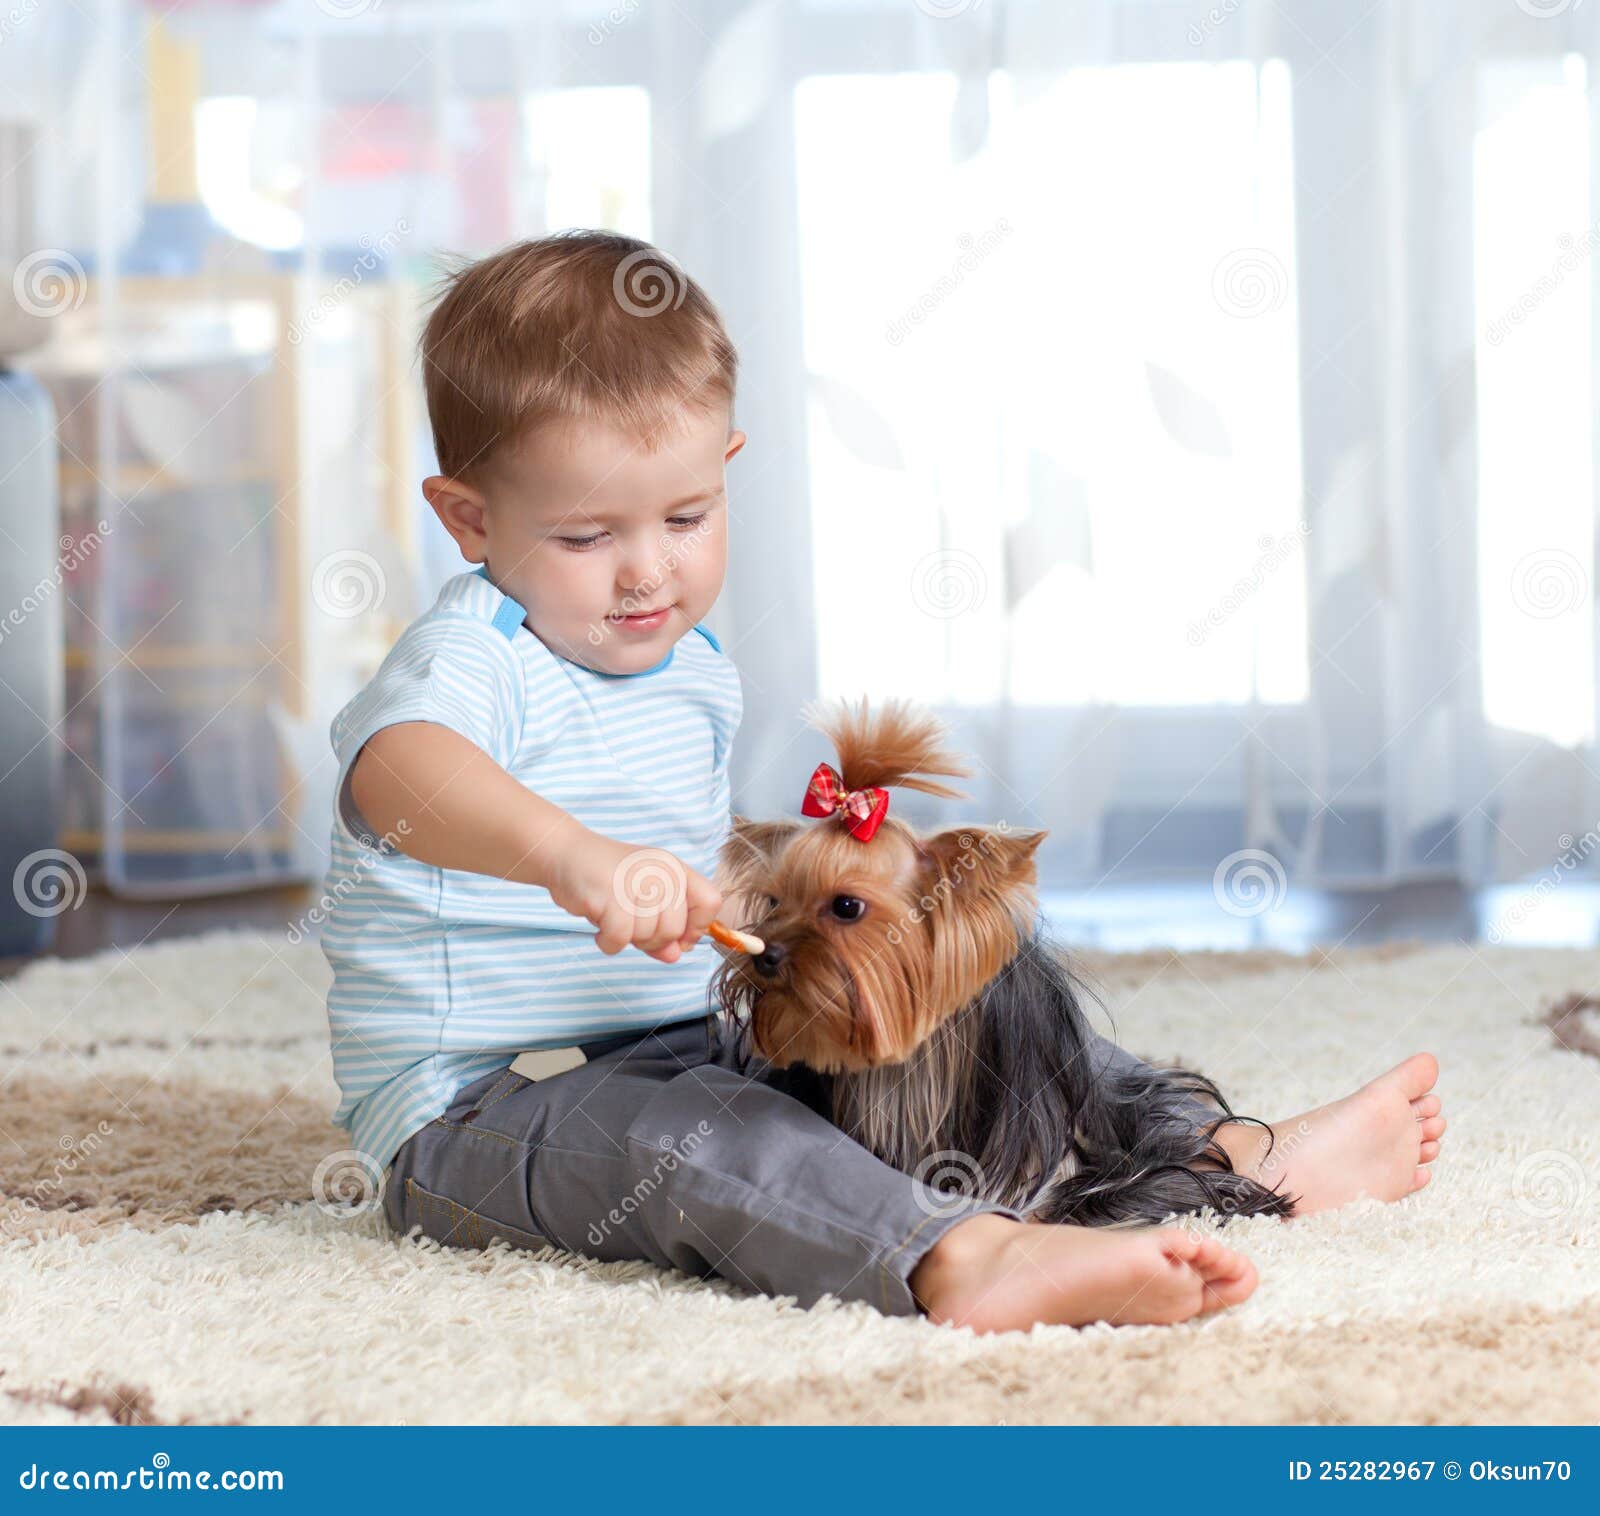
[{"x1": 752, "y1": 942, "x2": 787, "y2": 978}]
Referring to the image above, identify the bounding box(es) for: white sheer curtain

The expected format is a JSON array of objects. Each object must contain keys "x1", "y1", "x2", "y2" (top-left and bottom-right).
[
  {"x1": 7, "y1": 0, "x2": 1599, "y2": 908},
  {"x1": 715, "y1": 0, "x2": 1600, "y2": 908}
]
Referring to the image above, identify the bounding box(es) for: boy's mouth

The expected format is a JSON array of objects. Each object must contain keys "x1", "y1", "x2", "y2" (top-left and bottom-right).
[{"x1": 608, "y1": 603, "x2": 674, "y2": 631}]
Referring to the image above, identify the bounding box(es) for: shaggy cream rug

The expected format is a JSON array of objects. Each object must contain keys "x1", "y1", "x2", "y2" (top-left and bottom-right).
[{"x1": 1, "y1": 928, "x2": 1597, "y2": 1426}]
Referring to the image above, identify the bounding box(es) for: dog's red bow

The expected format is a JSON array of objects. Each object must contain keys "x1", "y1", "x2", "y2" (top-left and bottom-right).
[{"x1": 801, "y1": 762, "x2": 889, "y2": 842}]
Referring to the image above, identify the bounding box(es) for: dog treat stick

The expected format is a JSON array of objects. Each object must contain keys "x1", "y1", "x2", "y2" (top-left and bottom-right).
[{"x1": 707, "y1": 919, "x2": 764, "y2": 955}]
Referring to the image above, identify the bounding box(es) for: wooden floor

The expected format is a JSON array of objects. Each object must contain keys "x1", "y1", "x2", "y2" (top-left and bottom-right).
[{"x1": 3, "y1": 876, "x2": 1597, "y2": 980}]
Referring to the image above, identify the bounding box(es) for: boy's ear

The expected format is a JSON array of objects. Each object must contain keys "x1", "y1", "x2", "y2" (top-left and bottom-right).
[{"x1": 423, "y1": 475, "x2": 489, "y2": 562}]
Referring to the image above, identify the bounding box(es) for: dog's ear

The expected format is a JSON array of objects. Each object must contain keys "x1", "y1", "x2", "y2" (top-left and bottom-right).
[
  {"x1": 913, "y1": 825, "x2": 1046, "y2": 894},
  {"x1": 907, "y1": 826, "x2": 1047, "y2": 1021},
  {"x1": 716, "y1": 816, "x2": 804, "y2": 905}
]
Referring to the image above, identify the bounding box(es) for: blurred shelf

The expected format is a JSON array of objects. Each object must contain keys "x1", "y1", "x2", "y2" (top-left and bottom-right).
[
  {"x1": 58, "y1": 461, "x2": 277, "y2": 494},
  {"x1": 60, "y1": 827, "x2": 293, "y2": 854}
]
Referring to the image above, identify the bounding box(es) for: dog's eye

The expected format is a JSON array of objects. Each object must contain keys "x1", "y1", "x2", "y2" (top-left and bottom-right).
[{"x1": 829, "y1": 895, "x2": 867, "y2": 922}]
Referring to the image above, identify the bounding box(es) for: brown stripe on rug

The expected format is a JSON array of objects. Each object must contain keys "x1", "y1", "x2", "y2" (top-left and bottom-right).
[
  {"x1": 0, "y1": 1075, "x2": 344, "y2": 1239},
  {"x1": 1545, "y1": 993, "x2": 1600, "y2": 1062},
  {"x1": 663, "y1": 1296, "x2": 1600, "y2": 1426}
]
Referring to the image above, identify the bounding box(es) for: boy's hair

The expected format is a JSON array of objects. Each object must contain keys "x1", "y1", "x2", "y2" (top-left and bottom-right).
[{"x1": 419, "y1": 230, "x2": 739, "y2": 484}]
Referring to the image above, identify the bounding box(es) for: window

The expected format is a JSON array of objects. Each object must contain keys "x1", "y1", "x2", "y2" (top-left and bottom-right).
[
  {"x1": 1474, "y1": 53, "x2": 1595, "y2": 750},
  {"x1": 796, "y1": 60, "x2": 1306, "y2": 709}
]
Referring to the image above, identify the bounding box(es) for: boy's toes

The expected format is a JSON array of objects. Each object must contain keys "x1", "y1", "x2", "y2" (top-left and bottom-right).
[
  {"x1": 1157, "y1": 1227, "x2": 1202, "y2": 1266},
  {"x1": 1409, "y1": 1165, "x2": 1432, "y2": 1193},
  {"x1": 1418, "y1": 1113, "x2": 1446, "y2": 1141},
  {"x1": 1412, "y1": 1093, "x2": 1442, "y2": 1119},
  {"x1": 1196, "y1": 1245, "x2": 1257, "y2": 1312},
  {"x1": 1419, "y1": 1139, "x2": 1441, "y2": 1162},
  {"x1": 1392, "y1": 1051, "x2": 1438, "y2": 1100}
]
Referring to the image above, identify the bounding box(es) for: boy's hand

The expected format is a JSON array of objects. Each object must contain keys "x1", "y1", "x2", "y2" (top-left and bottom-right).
[{"x1": 545, "y1": 827, "x2": 722, "y2": 964}]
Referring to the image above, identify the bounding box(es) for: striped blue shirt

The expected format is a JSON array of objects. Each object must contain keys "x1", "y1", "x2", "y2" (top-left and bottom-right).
[{"x1": 317, "y1": 566, "x2": 743, "y2": 1172}]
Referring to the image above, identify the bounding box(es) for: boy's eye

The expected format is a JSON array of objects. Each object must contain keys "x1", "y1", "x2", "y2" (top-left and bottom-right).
[
  {"x1": 667, "y1": 511, "x2": 709, "y2": 530},
  {"x1": 558, "y1": 532, "x2": 606, "y2": 551}
]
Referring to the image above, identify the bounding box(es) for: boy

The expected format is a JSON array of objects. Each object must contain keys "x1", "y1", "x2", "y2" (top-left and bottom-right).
[{"x1": 319, "y1": 231, "x2": 1445, "y2": 1333}]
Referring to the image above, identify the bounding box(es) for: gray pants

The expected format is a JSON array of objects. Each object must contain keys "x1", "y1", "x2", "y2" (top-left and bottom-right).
[{"x1": 381, "y1": 1012, "x2": 1218, "y2": 1317}]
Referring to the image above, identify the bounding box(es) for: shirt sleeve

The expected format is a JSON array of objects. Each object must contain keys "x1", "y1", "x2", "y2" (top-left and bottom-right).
[{"x1": 328, "y1": 610, "x2": 526, "y2": 852}]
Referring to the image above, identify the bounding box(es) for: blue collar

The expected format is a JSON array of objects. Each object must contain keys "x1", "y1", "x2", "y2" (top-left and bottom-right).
[{"x1": 472, "y1": 565, "x2": 674, "y2": 676}]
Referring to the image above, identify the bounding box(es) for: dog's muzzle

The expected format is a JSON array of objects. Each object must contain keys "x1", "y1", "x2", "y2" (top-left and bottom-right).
[{"x1": 751, "y1": 941, "x2": 788, "y2": 978}]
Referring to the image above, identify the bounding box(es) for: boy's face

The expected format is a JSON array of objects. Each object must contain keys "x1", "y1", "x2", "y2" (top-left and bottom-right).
[{"x1": 425, "y1": 405, "x2": 745, "y2": 675}]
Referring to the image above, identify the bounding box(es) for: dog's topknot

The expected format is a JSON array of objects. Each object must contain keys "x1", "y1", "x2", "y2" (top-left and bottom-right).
[{"x1": 798, "y1": 696, "x2": 972, "y2": 800}]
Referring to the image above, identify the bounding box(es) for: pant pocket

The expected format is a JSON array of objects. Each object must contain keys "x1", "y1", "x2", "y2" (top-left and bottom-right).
[{"x1": 400, "y1": 1174, "x2": 552, "y2": 1254}]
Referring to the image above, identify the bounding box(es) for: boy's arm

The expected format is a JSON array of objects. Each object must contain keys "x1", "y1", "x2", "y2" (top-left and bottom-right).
[
  {"x1": 349, "y1": 721, "x2": 719, "y2": 960},
  {"x1": 351, "y1": 720, "x2": 581, "y2": 887}
]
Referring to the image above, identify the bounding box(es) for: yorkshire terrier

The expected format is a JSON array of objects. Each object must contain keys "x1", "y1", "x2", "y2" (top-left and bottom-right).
[{"x1": 713, "y1": 698, "x2": 1298, "y2": 1228}]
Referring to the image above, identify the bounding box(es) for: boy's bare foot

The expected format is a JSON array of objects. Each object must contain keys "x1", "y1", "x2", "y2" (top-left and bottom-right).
[
  {"x1": 1214, "y1": 1051, "x2": 1446, "y2": 1215},
  {"x1": 910, "y1": 1212, "x2": 1257, "y2": 1333}
]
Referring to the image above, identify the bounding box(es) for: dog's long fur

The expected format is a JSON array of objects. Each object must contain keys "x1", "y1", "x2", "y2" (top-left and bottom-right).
[{"x1": 714, "y1": 696, "x2": 1297, "y2": 1229}]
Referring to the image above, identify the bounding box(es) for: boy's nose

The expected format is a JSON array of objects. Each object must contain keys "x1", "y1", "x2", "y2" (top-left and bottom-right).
[{"x1": 618, "y1": 560, "x2": 663, "y2": 598}]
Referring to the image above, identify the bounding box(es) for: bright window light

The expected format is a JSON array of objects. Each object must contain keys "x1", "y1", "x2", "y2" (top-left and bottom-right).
[
  {"x1": 1474, "y1": 53, "x2": 1595, "y2": 750},
  {"x1": 196, "y1": 97, "x2": 303, "y2": 250},
  {"x1": 523, "y1": 87, "x2": 651, "y2": 238},
  {"x1": 795, "y1": 61, "x2": 1306, "y2": 708}
]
